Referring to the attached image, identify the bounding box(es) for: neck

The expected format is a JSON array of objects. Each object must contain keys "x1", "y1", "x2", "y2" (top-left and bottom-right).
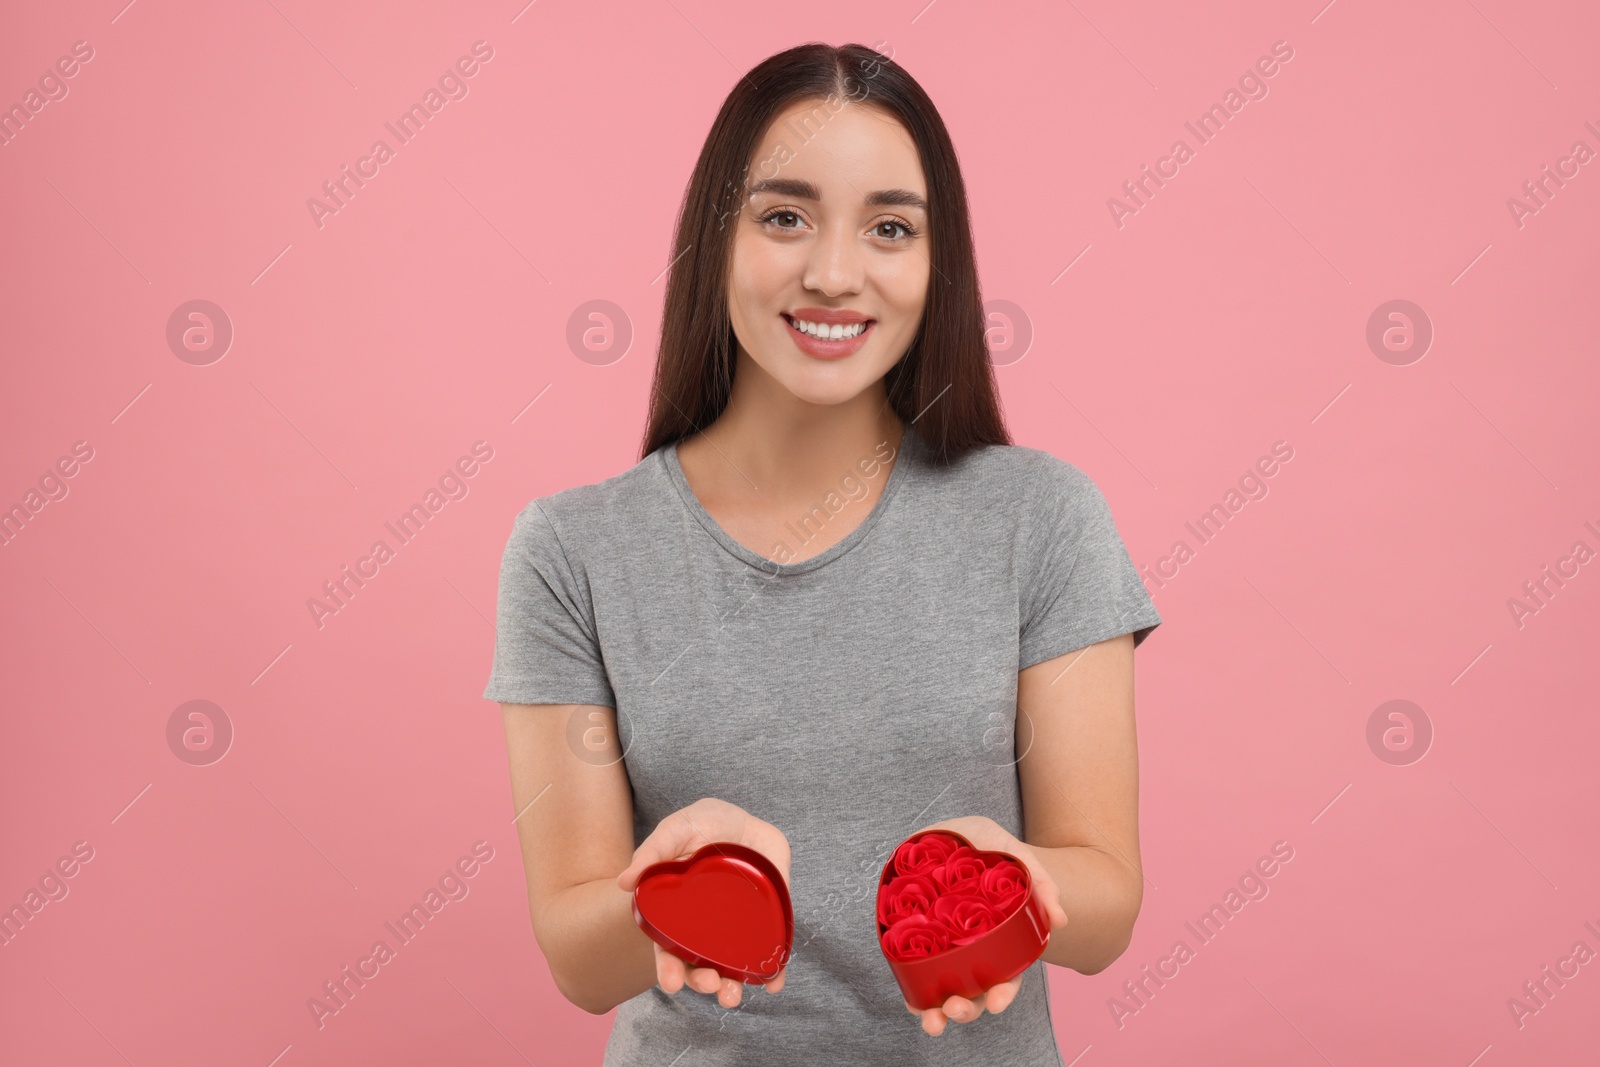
[{"x1": 693, "y1": 356, "x2": 907, "y2": 499}]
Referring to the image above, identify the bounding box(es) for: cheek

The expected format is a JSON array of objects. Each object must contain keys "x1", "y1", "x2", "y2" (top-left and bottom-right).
[
  {"x1": 725, "y1": 251, "x2": 768, "y2": 335},
  {"x1": 874, "y1": 259, "x2": 929, "y2": 319},
  {"x1": 730, "y1": 238, "x2": 794, "y2": 310}
]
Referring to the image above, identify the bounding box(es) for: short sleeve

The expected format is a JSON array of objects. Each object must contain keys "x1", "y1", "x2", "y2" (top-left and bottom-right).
[
  {"x1": 482, "y1": 500, "x2": 617, "y2": 707},
  {"x1": 1018, "y1": 459, "x2": 1162, "y2": 670}
]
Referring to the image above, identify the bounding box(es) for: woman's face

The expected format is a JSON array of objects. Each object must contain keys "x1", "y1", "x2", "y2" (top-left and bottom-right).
[{"x1": 726, "y1": 99, "x2": 931, "y2": 408}]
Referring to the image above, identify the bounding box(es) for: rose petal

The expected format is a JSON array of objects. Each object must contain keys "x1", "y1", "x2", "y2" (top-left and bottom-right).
[
  {"x1": 877, "y1": 872, "x2": 940, "y2": 927},
  {"x1": 933, "y1": 895, "x2": 1006, "y2": 946},
  {"x1": 930, "y1": 848, "x2": 989, "y2": 895},
  {"x1": 979, "y1": 860, "x2": 1031, "y2": 915},
  {"x1": 881, "y1": 913, "x2": 954, "y2": 961},
  {"x1": 891, "y1": 833, "x2": 962, "y2": 878}
]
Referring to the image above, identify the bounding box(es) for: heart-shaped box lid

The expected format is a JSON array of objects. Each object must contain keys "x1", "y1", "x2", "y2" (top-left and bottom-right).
[{"x1": 631, "y1": 842, "x2": 793, "y2": 984}]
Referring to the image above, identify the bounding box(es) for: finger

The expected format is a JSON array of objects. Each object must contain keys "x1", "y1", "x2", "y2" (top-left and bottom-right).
[
  {"x1": 763, "y1": 967, "x2": 786, "y2": 994},
  {"x1": 985, "y1": 978, "x2": 1022, "y2": 1015},
  {"x1": 919, "y1": 1006, "x2": 948, "y2": 1036},
  {"x1": 717, "y1": 977, "x2": 743, "y2": 1009},
  {"x1": 686, "y1": 966, "x2": 723, "y2": 995},
  {"x1": 1040, "y1": 870, "x2": 1068, "y2": 927},
  {"x1": 617, "y1": 813, "x2": 701, "y2": 891},
  {"x1": 943, "y1": 994, "x2": 983, "y2": 1024},
  {"x1": 656, "y1": 948, "x2": 687, "y2": 993},
  {"x1": 752, "y1": 820, "x2": 793, "y2": 876},
  {"x1": 1029, "y1": 868, "x2": 1069, "y2": 929}
]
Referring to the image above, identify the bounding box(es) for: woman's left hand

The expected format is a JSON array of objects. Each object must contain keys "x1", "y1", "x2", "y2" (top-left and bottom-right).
[{"x1": 900, "y1": 815, "x2": 1069, "y2": 1037}]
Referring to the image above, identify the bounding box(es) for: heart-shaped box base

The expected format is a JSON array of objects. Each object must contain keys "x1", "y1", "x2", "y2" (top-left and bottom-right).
[
  {"x1": 877, "y1": 830, "x2": 1051, "y2": 1011},
  {"x1": 631, "y1": 842, "x2": 793, "y2": 984}
]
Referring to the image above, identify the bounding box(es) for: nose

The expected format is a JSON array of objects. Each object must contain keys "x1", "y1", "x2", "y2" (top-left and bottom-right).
[{"x1": 801, "y1": 221, "x2": 865, "y2": 298}]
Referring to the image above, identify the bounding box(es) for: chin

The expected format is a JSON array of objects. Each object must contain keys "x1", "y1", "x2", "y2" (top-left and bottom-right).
[{"x1": 774, "y1": 368, "x2": 877, "y2": 408}]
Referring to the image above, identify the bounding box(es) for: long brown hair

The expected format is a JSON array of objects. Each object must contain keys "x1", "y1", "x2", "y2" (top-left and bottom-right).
[{"x1": 638, "y1": 42, "x2": 1011, "y2": 467}]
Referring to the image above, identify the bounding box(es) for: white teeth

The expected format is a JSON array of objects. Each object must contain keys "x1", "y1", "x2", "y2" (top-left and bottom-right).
[{"x1": 790, "y1": 317, "x2": 866, "y2": 339}]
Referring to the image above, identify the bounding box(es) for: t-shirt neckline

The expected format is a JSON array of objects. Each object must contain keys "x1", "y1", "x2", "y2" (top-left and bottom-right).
[{"x1": 659, "y1": 428, "x2": 923, "y2": 576}]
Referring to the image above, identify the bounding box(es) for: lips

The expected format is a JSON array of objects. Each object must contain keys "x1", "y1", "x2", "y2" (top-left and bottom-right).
[
  {"x1": 787, "y1": 306, "x2": 872, "y2": 325},
  {"x1": 781, "y1": 312, "x2": 876, "y2": 360}
]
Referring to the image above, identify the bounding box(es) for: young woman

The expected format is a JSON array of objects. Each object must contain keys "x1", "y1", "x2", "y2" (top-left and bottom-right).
[{"x1": 485, "y1": 42, "x2": 1160, "y2": 1065}]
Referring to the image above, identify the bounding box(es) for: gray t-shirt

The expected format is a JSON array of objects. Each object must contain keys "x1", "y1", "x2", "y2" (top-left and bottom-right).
[{"x1": 483, "y1": 426, "x2": 1161, "y2": 1066}]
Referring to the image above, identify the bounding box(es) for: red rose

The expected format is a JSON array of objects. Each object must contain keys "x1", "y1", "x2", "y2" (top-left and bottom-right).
[
  {"x1": 978, "y1": 859, "x2": 1029, "y2": 915},
  {"x1": 881, "y1": 913, "x2": 954, "y2": 961},
  {"x1": 892, "y1": 832, "x2": 961, "y2": 878},
  {"x1": 877, "y1": 873, "x2": 939, "y2": 927},
  {"x1": 932, "y1": 894, "x2": 1007, "y2": 945},
  {"x1": 930, "y1": 846, "x2": 988, "y2": 897}
]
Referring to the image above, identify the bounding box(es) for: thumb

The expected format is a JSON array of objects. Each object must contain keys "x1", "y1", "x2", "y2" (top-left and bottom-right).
[
  {"x1": 1030, "y1": 867, "x2": 1068, "y2": 929},
  {"x1": 618, "y1": 810, "x2": 704, "y2": 891}
]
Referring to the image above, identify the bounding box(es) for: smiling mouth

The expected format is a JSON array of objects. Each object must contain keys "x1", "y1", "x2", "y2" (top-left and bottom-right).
[{"x1": 780, "y1": 313, "x2": 876, "y2": 340}]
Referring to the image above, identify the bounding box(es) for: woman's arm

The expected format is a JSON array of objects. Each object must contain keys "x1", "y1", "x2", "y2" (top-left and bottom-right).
[
  {"x1": 500, "y1": 702, "x2": 658, "y2": 1014},
  {"x1": 899, "y1": 632, "x2": 1146, "y2": 1036},
  {"x1": 1017, "y1": 631, "x2": 1145, "y2": 974}
]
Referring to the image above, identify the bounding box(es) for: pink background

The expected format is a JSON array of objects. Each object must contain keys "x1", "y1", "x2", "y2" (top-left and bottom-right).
[{"x1": 2, "y1": 1, "x2": 1596, "y2": 1063}]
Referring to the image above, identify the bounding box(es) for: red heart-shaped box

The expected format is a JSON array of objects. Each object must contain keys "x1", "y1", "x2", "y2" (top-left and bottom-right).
[
  {"x1": 876, "y1": 830, "x2": 1051, "y2": 1010},
  {"x1": 631, "y1": 842, "x2": 793, "y2": 984}
]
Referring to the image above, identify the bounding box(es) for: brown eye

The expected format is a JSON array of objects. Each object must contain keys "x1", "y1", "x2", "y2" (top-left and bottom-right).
[{"x1": 757, "y1": 209, "x2": 802, "y2": 229}]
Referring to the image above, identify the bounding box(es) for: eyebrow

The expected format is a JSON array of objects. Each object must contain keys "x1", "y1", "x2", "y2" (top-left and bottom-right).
[{"x1": 746, "y1": 177, "x2": 928, "y2": 213}]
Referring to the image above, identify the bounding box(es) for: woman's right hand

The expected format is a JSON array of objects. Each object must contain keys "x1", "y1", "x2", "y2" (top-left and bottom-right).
[{"x1": 615, "y1": 797, "x2": 792, "y2": 1008}]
